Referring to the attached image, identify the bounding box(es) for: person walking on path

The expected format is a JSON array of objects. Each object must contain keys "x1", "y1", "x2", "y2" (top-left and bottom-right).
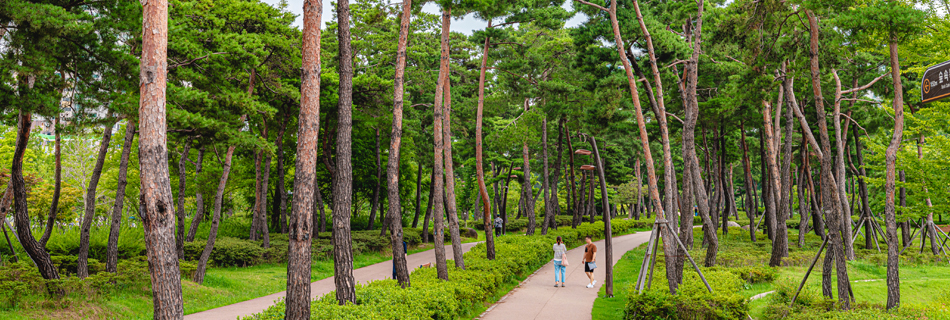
[
  {"x1": 494, "y1": 215, "x2": 504, "y2": 237},
  {"x1": 583, "y1": 235, "x2": 597, "y2": 288},
  {"x1": 552, "y1": 236, "x2": 567, "y2": 287}
]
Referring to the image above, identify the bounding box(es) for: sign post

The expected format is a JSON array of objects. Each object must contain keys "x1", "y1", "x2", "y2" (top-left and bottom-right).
[{"x1": 921, "y1": 60, "x2": 950, "y2": 103}]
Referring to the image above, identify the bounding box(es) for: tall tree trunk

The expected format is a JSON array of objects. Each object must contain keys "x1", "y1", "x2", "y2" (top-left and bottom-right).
[
  {"x1": 78, "y1": 121, "x2": 116, "y2": 278},
  {"x1": 590, "y1": 136, "x2": 615, "y2": 297},
  {"x1": 367, "y1": 127, "x2": 381, "y2": 230},
  {"x1": 10, "y1": 112, "x2": 60, "y2": 281},
  {"x1": 186, "y1": 147, "x2": 205, "y2": 242},
  {"x1": 566, "y1": 126, "x2": 579, "y2": 228},
  {"x1": 777, "y1": 83, "x2": 795, "y2": 260},
  {"x1": 634, "y1": 158, "x2": 643, "y2": 220},
  {"x1": 475, "y1": 21, "x2": 496, "y2": 260},
  {"x1": 286, "y1": 0, "x2": 323, "y2": 315},
  {"x1": 883, "y1": 39, "x2": 904, "y2": 310},
  {"x1": 805, "y1": 11, "x2": 850, "y2": 308},
  {"x1": 413, "y1": 164, "x2": 423, "y2": 228},
  {"x1": 798, "y1": 143, "x2": 810, "y2": 248},
  {"x1": 259, "y1": 119, "x2": 271, "y2": 248},
  {"x1": 39, "y1": 114, "x2": 62, "y2": 247},
  {"x1": 550, "y1": 117, "x2": 565, "y2": 229},
  {"x1": 274, "y1": 114, "x2": 289, "y2": 234},
  {"x1": 333, "y1": 0, "x2": 357, "y2": 304},
  {"x1": 107, "y1": 121, "x2": 136, "y2": 273},
  {"x1": 740, "y1": 121, "x2": 757, "y2": 243},
  {"x1": 431, "y1": 23, "x2": 450, "y2": 279},
  {"x1": 440, "y1": 34, "x2": 465, "y2": 269},
  {"x1": 195, "y1": 142, "x2": 240, "y2": 284},
  {"x1": 522, "y1": 110, "x2": 536, "y2": 235},
  {"x1": 854, "y1": 133, "x2": 873, "y2": 249},
  {"x1": 899, "y1": 170, "x2": 909, "y2": 247},
  {"x1": 541, "y1": 117, "x2": 553, "y2": 235},
  {"x1": 251, "y1": 130, "x2": 263, "y2": 241},
  {"x1": 758, "y1": 131, "x2": 773, "y2": 240},
  {"x1": 139, "y1": 0, "x2": 184, "y2": 313},
  {"x1": 679, "y1": 0, "x2": 717, "y2": 269},
  {"x1": 386, "y1": 0, "x2": 412, "y2": 287},
  {"x1": 422, "y1": 169, "x2": 434, "y2": 243},
  {"x1": 173, "y1": 136, "x2": 194, "y2": 262}
]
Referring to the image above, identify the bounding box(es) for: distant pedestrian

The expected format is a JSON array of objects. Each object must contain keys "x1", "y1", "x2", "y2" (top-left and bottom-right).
[
  {"x1": 553, "y1": 236, "x2": 567, "y2": 287},
  {"x1": 583, "y1": 235, "x2": 597, "y2": 288},
  {"x1": 494, "y1": 215, "x2": 504, "y2": 237}
]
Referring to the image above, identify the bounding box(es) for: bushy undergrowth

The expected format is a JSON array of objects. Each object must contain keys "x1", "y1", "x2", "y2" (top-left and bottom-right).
[
  {"x1": 242, "y1": 219, "x2": 642, "y2": 319},
  {"x1": 624, "y1": 261, "x2": 750, "y2": 319}
]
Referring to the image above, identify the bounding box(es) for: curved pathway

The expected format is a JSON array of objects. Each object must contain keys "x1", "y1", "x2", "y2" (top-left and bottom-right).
[
  {"x1": 185, "y1": 242, "x2": 478, "y2": 320},
  {"x1": 478, "y1": 232, "x2": 652, "y2": 320}
]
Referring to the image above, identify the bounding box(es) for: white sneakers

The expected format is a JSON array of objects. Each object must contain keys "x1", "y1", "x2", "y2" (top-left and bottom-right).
[{"x1": 586, "y1": 280, "x2": 597, "y2": 288}]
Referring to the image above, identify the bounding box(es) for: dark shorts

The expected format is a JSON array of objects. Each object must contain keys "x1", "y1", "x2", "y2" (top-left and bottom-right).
[{"x1": 584, "y1": 262, "x2": 595, "y2": 273}]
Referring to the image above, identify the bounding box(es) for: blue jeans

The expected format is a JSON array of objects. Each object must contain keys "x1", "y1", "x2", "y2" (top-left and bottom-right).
[{"x1": 553, "y1": 260, "x2": 565, "y2": 283}]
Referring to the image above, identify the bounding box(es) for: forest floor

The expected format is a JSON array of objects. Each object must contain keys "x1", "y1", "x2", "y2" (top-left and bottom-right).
[{"x1": 591, "y1": 226, "x2": 950, "y2": 320}]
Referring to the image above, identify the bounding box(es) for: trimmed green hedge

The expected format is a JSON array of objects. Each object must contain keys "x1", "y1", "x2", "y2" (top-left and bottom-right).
[{"x1": 242, "y1": 218, "x2": 646, "y2": 319}]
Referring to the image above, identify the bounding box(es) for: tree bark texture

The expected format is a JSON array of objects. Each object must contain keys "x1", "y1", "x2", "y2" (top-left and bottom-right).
[
  {"x1": 78, "y1": 120, "x2": 115, "y2": 278},
  {"x1": 431, "y1": 18, "x2": 450, "y2": 279},
  {"x1": 10, "y1": 112, "x2": 60, "y2": 281},
  {"x1": 386, "y1": 0, "x2": 412, "y2": 286},
  {"x1": 883, "y1": 40, "x2": 904, "y2": 310},
  {"x1": 541, "y1": 117, "x2": 553, "y2": 235},
  {"x1": 139, "y1": 0, "x2": 185, "y2": 313},
  {"x1": 590, "y1": 136, "x2": 614, "y2": 297},
  {"x1": 368, "y1": 127, "x2": 381, "y2": 230},
  {"x1": 475, "y1": 20, "x2": 496, "y2": 260},
  {"x1": 440, "y1": 28, "x2": 465, "y2": 269},
  {"x1": 806, "y1": 11, "x2": 850, "y2": 309},
  {"x1": 286, "y1": 0, "x2": 322, "y2": 316},
  {"x1": 740, "y1": 121, "x2": 757, "y2": 243},
  {"x1": 332, "y1": 0, "x2": 357, "y2": 304},
  {"x1": 107, "y1": 121, "x2": 136, "y2": 273}
]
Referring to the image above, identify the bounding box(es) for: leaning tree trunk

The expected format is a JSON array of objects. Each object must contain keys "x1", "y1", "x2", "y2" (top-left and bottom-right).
[
  {"x1": 39, "y1": 115, "x2": 62, "y2": 247},
  {"x1": 368, "y1": 127, "x2": 381, "y2": 230},
  {"x1": 332, "y1": 0, "x2": 357, "y2": 305},
  {"x1": 78, "y1": 120, "x2": 116, "y2": 278},
  {"x1": 565, "y1": 124, "x2": 579, "y2": 228},
  {"x1": 194, "y1": 141, "x2": 239, "y2": 284},
  {"x1": 186, "y1": 146, "x2": 206, "y2": 242},
  {"x1": 10, "y1": 112, "x2": 60, "y2": 281},
  {"x1": 386, "y1": 0, "x2": 413, "y2": 285},
  {"x1": 285, "y1": 0, "x2": 323, "y2": 315},
  {"x1": 107, "y1": 121, "x2": 136, "y2": 273},
  {"x1": 173, "y1": 136, "x2": 194, "y2": 261},
  {"x1": 590, "y1": 136, "x2": 615, "y2": 297},
  {"x1": 139, "y1": 0, "x2": 184, "y2": 313},
  {"x1": 413, "y1": 164, "x2": 424, "y2": 228},
  {"x1": 475, "y1": 20, "x2": 496, "y2": 260},
  {"x1": 679, "y1": 0, "x2": 717, "y2": 269},
  {"x1": 883, "y1": 39, "x2": 904, "y2": 310},
  {"x1": 440, "y1": 32, "x2": 465, "y2": 268}
]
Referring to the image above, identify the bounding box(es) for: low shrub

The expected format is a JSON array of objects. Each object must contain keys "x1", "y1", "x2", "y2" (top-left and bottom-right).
[
  {"x1": 242, "y1": 220, "x2": 629, "y2": 319},
  {"x1": 183, "y1": 237, "x2": 266, "y2": 267},
  {"x1": 625, "y1": 268, "x2": 748, "y2": 320}
]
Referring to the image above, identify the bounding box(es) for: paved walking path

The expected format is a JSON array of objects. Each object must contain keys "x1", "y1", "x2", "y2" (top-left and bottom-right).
[
  {"x1": 478, "y1": 232, "x2": 653, "y2": 320},
  {"x1": 185, "y1": 242, "x2": 478, "y2": 320}
]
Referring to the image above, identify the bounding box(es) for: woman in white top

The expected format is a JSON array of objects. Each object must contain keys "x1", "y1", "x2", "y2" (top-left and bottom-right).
[{"x1": 553, "y1": 236, "x2": 567, "y2": 287}]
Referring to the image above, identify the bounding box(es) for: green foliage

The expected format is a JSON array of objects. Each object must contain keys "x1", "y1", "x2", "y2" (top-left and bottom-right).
[{"x1": 625, "y1": 269, "x2": 748, "y2": 320}]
